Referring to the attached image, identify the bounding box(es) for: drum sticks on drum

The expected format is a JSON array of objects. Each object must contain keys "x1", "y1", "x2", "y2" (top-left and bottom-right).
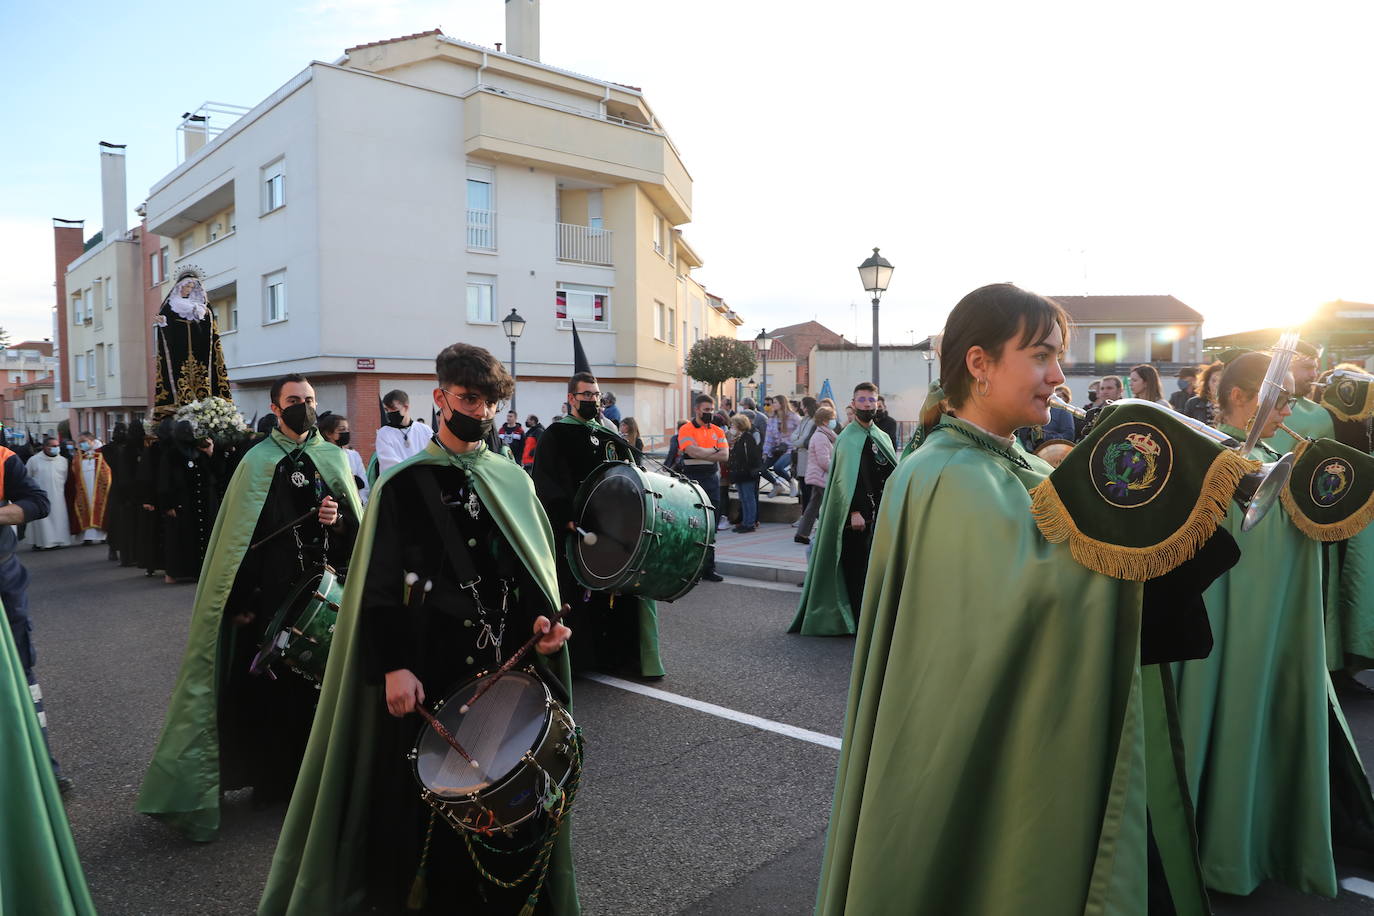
[{"x1": 459, "y1": 604, "x2": 573, "y2": 714}]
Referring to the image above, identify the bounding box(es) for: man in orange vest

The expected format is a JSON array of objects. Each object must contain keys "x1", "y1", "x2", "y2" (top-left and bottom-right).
[{"x1": 1, "y1": 443, "x2": 69, "y2": 791}]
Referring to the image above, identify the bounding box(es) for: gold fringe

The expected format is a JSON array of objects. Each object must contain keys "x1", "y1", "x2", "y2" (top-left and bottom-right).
[
  {"x1": 1280, "y1": 482, "x2": 1374, "y2": 542},
  {"x1": 1030, "y1": 449, "x2": 1259, "y2": 581},
  {"x1": 1324, "y1": 384, "x2": 1374, "y2": 422}
]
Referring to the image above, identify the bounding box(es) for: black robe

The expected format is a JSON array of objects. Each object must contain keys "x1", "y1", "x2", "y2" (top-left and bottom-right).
[
  {"x1": 358, "y1": 462, "x2": 564, "y2": 914},
  {"x1": 152, "y1": 300, "x2": 232, "y2": 418},
  {"x1": 217, "y1": 449, "x2": 355, "y2": 802},
  {"x1": 135, "y1": 438, "x2": 166, "y2": 574},
  {"x1": 841, "y1": 436, "x2": 895, "y2": 619},
  {"x1": 531, "y1": 419, "x2": 654, "y2": 674},
  {"x1": 158, "y1": 445, "x2": 222, "y2": 580}
]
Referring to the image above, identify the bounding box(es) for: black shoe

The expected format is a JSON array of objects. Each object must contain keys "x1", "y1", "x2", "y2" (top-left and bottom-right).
[
  {"x1": 56, "y1": 776, "x2": 74, "y2": 795},
  {"x1": 794, "y1": 534, "x2": 810, "y2": 545},
  {"x1": 701, "y1": 572, "x2": 724, "y2": 583},
  {"x1": 733, "y1": 525, "x2": 756, "y2": 534}
]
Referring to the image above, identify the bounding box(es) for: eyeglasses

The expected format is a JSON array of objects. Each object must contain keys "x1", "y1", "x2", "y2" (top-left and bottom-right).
[
  {"x1": 572, "y1": 391, "x2": 602, "y2": 401},
  {"x1": 444, "y1": 391, "x2": 498, "y2": 409}
]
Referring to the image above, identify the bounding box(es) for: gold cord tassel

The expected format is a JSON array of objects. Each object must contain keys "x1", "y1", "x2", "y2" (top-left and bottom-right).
[{"x1": 407, "y1": 809, "x2": 438, "y2": 911}]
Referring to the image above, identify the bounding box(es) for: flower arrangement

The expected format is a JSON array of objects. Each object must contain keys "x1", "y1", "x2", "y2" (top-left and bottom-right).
[{"x1": 174, "y1": 396, "x2": 251, "y2": 446}]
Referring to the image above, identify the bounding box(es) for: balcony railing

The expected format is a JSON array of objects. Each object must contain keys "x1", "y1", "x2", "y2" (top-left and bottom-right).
[
  {"x1": 467, "y1": 209, "x2": 496, "y2": 250},
  {"x1": 557, "y1": 223, "x2": 613, "y2": 267}
]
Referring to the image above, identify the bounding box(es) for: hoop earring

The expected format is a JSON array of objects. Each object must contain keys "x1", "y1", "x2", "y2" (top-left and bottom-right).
[{"x1": 976, "y1": 378, "x2": 990, "y2": 398}]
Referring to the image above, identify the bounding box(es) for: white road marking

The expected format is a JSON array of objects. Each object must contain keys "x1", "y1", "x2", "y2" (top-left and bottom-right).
[
  {"x1": 581, "y1": 673, "x2": 842, "y2": 750},
  {"x1": 1340, "y1": 876, "x2": 1374, "y2": 899}
]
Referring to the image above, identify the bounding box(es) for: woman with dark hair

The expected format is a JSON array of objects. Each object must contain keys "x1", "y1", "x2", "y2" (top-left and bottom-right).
[
  {"x1": 1169, "y1": 351, "x2": 1374, "y2": 898},
  {"x1": 618, "y1": 416, "x2": 643, "y2": 452},
  {"x1": 1129, "y1": 363, "x2": 1168, "y2": 406},
  {"x1": 1184, "y1": 361, "x2": 1224, "y2": 426},
  {"x1": 816, "y1": 283, "x2": 1209, "y2": 915},
  {"x1": 791, "y1": 396, "x2": 819, "y2": 510},
  {"x1": 319, "y1": 412, "x2": 368, "y2": 504}
]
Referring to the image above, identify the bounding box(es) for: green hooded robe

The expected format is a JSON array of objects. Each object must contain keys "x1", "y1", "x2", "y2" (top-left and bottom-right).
[
  {"x1": 816, "y1": 417, "x2": 1208, "y2": 915},
  {"x1": 790, "y1": 422, "x2": 896, "y2": 636},
  {"x1": 259, "y1": 441, "x2": 577, "y2": 915},
  {"x1": 0, "y1": 597, "x2": 95, "y2": 915},
  {"x1": 1170, "y1": 429, "x2": 1374, "y2": 896},
  {"x1": 137, "y1": 428, "x2": 362, "y2": 842}
]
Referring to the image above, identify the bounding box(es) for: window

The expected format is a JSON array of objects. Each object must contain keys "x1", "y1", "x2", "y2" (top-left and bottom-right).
[
  {"x1": 105, "y1": 276, "x2": 113, "y2": 309},
  {"x1": 210, "y1": 221, "x2": 222, "y2": 242},
  {"x1": 226, "y1": 210, "x2": 235, "y2": 233},
  {"x1": 588, "y1": 190, "x2": 604, "y2": 231},
  {"x1": 466, "y1": 167, "x2": 495, "y2": 250},
  {"x1": 108, "y1": 343, "x2": 117, "y2": 377},
  {"x1": 1150, "y1": 329, "x2": 1176, "y2": 363},
  {"x1": 263, "y1": 158, "x2": 286, "y2": 213},
  {"x1": 83, "y1": 289, "x2": 93, "y2": 324},
  {"x1": 652, "y1": 215, "x2": 664, "y2": 254},
  {"x1": 264, "y1": 270, "x2": 287, "y2": 323},
  {"x1": 214, "y1": 296, "x2": 238, "y2": 332},
  {"x1": 668, "y1": 307, "x2": 677, "y2": 345},
  {"x1": 179, "y1": 232, "x2": 194, "y2": 256},
  {"x1": 149, "y1": 251, "x2": 162, "y2": 285},
  {"x1": 86, "y1": 350, "x2": 95, "y2": 387},
  {"x1": 1092, "y1": 331, "x2": 1120, "y2": 365},
  {"x1": 159, "y1": 246, "x2": 168, "y2": 279},
  {"x1": 556, "y1": 283, "x2": 608, "y2": 324},
  {"x1": 41, "y1": 394, "x2": 49, "y2": 412},
  {"x1": 74, "y1": 354, "x2": 85, "y2": 382},
  {"x1": 467, "y1": 275, "x2": 496, "y2": 323},
  {"x1": 71, "y1": 292, "x2": 82, "y2": 325},
  {"x1": 653, "y1": 301, "x2": 666, "y2": 341}
]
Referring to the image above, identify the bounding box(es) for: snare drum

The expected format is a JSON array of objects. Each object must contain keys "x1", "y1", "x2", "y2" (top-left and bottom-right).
[
  {"x1": 250, "y1": 565, "x2": 343, "y2": 684},
  {"x1": 411, "y1": 669, "x2": 579, "y2": 833},
  {"x1": 568, "y1": 461, "x2": 715, "y2": 602}
]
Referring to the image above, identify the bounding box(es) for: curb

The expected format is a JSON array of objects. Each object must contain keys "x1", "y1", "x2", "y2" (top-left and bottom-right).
[{"x1": 715, "y1": 560, "x2": 806, "y2": 584}]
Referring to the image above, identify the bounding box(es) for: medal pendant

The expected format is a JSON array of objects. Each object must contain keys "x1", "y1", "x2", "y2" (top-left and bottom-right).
[
  {"x1": 465, "y1": 489, "x2": 481, "y2": 519},
  {"x1": 290, "y1": 470, "x2": 309, "y2": 488},
  {"x1": 589, "y1": 435, "x2": 600, "y2": 447}
]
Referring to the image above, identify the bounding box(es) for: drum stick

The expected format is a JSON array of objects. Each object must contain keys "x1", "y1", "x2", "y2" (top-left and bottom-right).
[
  {"x1": 575, "y1": 526, "x2": 598, "y2": 546},
  {"x1": 460, "y1": 604, "x2": 572, "y2": 714},
  {"x1": 249, "y1": 507, "x2": 321, "y2": 550},
  {"x1": 415, "y1": 705, "x2": 480, "y2": 769}
]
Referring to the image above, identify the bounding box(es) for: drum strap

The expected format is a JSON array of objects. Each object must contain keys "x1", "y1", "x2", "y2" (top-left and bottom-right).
[{"x1": 412, "y1": 469, "x2": 482, "y2": 589}]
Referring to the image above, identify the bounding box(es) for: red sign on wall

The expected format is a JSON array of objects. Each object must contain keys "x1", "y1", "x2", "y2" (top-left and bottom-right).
[{"x1": 356, "y1": 358, "x2": 375, "y2": 371}]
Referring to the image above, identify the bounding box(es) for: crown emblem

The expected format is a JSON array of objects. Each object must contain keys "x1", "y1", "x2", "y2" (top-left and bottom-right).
[
  {"x1": 1125, "y1": 432, "x2": 1161, "y2": 456},
  {"x1": 1324, "y1": 461, "x2": 1347, "y2": 476}
]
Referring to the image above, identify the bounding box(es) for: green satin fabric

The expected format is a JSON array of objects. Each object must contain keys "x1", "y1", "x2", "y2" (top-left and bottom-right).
[
  {"x1": 1170, "y1": 438, "x2": 1374, "y2": 896},
  {"x1": 259, "y1": 441, "x2": 577, "y2": 915},
  {"x1": 816, "y1": 417, "x2": 1204, "y2": 915},
  {"x1": 136, "y1": 429, "x2": 363, "y2": 841},
  {"x1": 789, "y1": 423, "x2": 896, "y2": 636},
  {"x1": 0, "y1": 598, "x2": 95, "y2": 915}
]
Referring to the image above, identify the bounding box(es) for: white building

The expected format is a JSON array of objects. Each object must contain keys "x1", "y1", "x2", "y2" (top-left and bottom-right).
[{"x1": 143, "y1": 14, "x2": 731, "y2": 459}]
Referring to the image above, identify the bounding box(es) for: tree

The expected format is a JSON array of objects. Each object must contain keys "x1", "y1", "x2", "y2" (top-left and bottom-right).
[
  {"x1": 685, "y1": 336, "x2": 757, "y2": 402},
  {"x1": 0, "y1": 326, "x2": 10, "y2": 348}
]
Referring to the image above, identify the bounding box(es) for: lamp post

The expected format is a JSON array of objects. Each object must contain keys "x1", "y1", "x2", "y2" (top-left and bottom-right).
[
  {"x1": 921, "y1": 347, "x2": 935, "y2": 387},
  {"x1": 754, "y1": 328, "x2": 775, "y2": 406},
  {"x1": 857, "y1": 247, "x2": 894, "y2": 387},
  {"x1": 501, "y1": 308, "x2": 526, "y2": 412}
]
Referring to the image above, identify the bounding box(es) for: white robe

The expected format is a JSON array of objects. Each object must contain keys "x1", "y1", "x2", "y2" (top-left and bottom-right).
[
  {"x1": 23, "y1": 454, "x2": 72, "y2": 548},
  {"x1": 374, "y1": 422, "x2": 434, "y2": 473},
  {"x1": 78, "y1": 456, "x2": 104, "y2": 543}
]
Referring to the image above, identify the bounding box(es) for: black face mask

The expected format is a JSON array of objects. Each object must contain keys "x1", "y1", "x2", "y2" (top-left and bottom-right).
[
  {"x1": 697, "y1": 410, "x2": 714, "y2": 424},
  {"x1": 576, "y1": 401, "x2": 599, "y2": 422},
  {"x1": 855, "y1": 409, "x2": 876, "y2": 423},
  {"x1": 385, "y1": 409, "x2": 406, "y2": 428},
  {"x1": 280, "y1": 403, "x2": 317, "y2": 436},
  {"x1": 443, "y1": 399, "x2": 493, "y2": 443},
  {"x1": 335, "y1": 431, "x2": 351, "y2": 447}
]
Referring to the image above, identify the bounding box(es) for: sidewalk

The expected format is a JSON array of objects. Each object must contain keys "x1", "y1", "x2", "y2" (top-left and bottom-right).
[{"x1": 713, "y1": 516, "x2": 809, "y2": 584}]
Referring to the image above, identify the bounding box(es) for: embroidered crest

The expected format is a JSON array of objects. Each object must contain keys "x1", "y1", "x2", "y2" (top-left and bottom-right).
[
  {"x1": 589, "y1": 434, "x2": 600, "y2": 447},
  {"x1": 1336, "y1": 379, "x2": 1359, "y2": 411},
  {"x1": 290, "y1": 470, "x2": 309, "y2": 488},
  {"x1": 465, "y1": 489, "x2": 481, "y2": 519},
  {"x1": 1089, "y1": 422, "x2": 1173, "y2": 508},
  {"x1": 1310, "y1": 457, "x2": 1353, "y2": 508},
  {"x1": 871, "y1": 440, "x2": 890, "y2": 465}
]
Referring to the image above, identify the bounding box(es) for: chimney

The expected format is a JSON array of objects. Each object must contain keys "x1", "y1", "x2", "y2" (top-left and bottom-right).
[
  {"x1": 505, "y1": 0, "x2": 540, "y2": 61},
  {"x1": 52, "y1": 218, "x2": 86, "y2": 405},
  {"x1": 99, "y1": 141, "x2": 128, "y2": 241}
]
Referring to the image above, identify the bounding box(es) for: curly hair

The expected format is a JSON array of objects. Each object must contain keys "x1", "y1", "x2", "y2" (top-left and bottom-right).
[{"x1": 435, "y1": 343, "x2": 515, "y2": 402}]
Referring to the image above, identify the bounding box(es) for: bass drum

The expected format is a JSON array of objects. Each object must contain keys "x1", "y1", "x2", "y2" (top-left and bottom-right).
[
  {"x1": 568, "y1": 461, "x2": 715, "y2": 602},
  {"x1": 250, "y1": 565, "x2": 343, "y2": 684}
]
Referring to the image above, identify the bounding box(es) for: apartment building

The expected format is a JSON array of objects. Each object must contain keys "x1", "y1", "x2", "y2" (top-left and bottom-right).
[
  {"x1": 0, "y1": 341, "x2": 60, "y2": 442},
  {"x1": 55, "y1": 144, "x2": 154, "y2": 438},
  {"x1": 144, "y1": 9, "x2": 734, "y2": 457}
]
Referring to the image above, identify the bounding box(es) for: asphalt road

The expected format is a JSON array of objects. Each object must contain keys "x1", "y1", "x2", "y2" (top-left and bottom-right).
[{"x1": 19, "y1": 545, "x2": 1374, "y2": 914}]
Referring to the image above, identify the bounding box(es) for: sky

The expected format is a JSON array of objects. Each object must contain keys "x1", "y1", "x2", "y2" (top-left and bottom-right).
[{"x1": 3, "y1": 0, "x2": 1373, "y2": 349}]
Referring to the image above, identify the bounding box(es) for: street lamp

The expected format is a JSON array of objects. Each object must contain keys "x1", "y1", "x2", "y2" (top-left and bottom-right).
[
  {"x1": 857, "y1": 248, "x2": 894, "y2": 387},
  {"x1": 754, "y1": 328, "x2": 775, "y2": 405},
  {"x1": 502, "y1": 308, "x2": 526, "y2": 412},
  {"x1": 921, "y1": 346, "x2": 935, "y2": 387}
]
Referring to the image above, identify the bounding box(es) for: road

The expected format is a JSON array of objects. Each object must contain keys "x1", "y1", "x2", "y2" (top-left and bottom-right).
[{"x1": 20, "y1": 545, "x2": 1374, "y2": 914}]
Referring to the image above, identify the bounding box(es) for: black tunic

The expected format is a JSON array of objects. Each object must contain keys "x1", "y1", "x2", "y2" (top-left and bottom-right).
[
  {"x1": 158, "y1": 445, "x2": 221, "y2": 580},
  {"x1": 217, "y1": 449, "x2": 356, "y2": 801},
  {"x1": 359, "y1": 463, "x2": 563, "y2": 914},
  {"x1": 135, "y1": 438, "x2": 167, "y2": 574},
  {"x1": 841, "y1": 433, "x2": 895, "y2": 620},
  {"x1": 531, "y1": 420, "x2": 649, "y2": 674}
]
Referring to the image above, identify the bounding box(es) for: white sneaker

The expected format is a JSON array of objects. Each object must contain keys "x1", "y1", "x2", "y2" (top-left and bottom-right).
[
  {"x1": 717, "y1": 518, "x2": 731, "y2": 531},
  {"x1": 790, "y1": 480, "x2": 800, "y2": 498},
  {"x1": 771, "y1": 481, "x2": 788, "y2": 498}
]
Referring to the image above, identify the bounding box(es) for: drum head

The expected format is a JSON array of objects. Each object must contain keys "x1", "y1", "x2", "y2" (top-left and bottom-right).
[
  {"x1": 576, "y1": 463, "x2": 646, "y2": 582},
  {"x1": 416, "y1": 672, "x2": 549, "y2": 799}
]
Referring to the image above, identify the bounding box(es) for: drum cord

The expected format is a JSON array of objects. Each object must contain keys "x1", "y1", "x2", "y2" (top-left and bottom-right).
[{"x1": 464, "y1": 728, "x2": 584, "y2": 915}]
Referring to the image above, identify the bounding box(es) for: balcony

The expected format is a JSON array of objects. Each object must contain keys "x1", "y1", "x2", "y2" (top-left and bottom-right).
[
  {"x1": 557, "y1": 223, "x2": 613, "y2": 266},
  {"x1": 467, "y1": 209, "x2": 496, "y2": 251}
]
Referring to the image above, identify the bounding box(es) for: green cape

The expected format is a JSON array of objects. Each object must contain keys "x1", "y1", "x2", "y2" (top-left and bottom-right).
[
  {"x1": 259, "y1": 441, "x2": 577, "y2": 915},
  {"x1": 0, "y1": 598, "x2": 95, "y2": 915},
  {"x1": 789, "y1": 422, "x2": 896, "y2": 636},
  {"x1": 816, "y1": 417, "x2": 1208, "y2": 915},
  {"x1": 554, "y1": 413, "x2": 664, "y2": 676},
  {"x1": 1170, "y1": 431, "x2": 1374, "y2": 896},
  {"x1": 1338, "y1": 519, "x2": 1374, "y2": 666},
  {"x1": 137, "y1": 429, "x2": 363, "y2": 841}
]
